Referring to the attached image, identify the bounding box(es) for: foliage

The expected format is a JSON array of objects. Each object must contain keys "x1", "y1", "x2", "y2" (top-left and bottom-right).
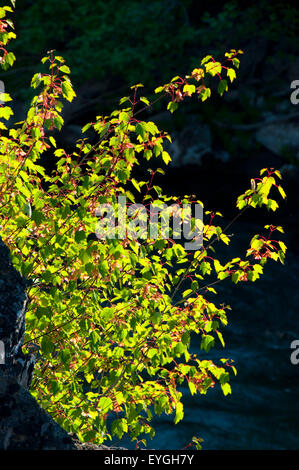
[
  {"x1": 0, "y1": 4, "x2": 287, "y2": 448},
  {"x1": 12, "y1": 0, "x2": 299, "y2": 93},
  {"x1": 13, "y1": 0, "x2": 196, "y2": 87},
  {"x1": 190, "y1": 1, "x2": 299, "y2": 58}
]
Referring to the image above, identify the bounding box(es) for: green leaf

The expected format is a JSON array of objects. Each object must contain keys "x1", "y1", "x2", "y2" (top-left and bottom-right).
[
  {"x1": 31, "y1": 73, "x2": 42, "y2": 89},
  {"x1": 0, "y1": 106, "x2": 13, "y2": 120},
  {"x1": 59, "y1": 349, "x2": 71, "y2": 367},
  {"x1": 232, "y1": 58, "x2": 240, "y2": 68},
  {"x1": 167, "y1": 101, "x2": 178, "y2": 113},
  {"x1": 227, "y1": 68, "x2": 236, "y2": 82},
  {"x1": 278, "y1": 241, "x2": 287, "y2": 253},
  {"x1": 278, "y1": 185, "x2": 286, "y2": 199},
  {"x1": 198, "y1": 87, "x2": 211, "y2": 102},
  {"x1": 174, "y1": 402, "x2": 184, "y2": 424},
  {"x1": 217, "y1": 79, "x2": 228, "y2": 96},
  {"x1": 183, "y1": 84, "x2": 196, "y2": 95},
  {"x1": 41, "y1": 336, "x2": 55, "y2": 355},
  {"x1": 174, "y1": 342, "x2": 186, "y2": 355},
  {"x1": 119, "y1": 96, "x2": 130, "y2": 104},
  {"x1": 214, "y1": 259, "x2": 223, "y2": 273},
  {"x1": 119, "y1": 111, "x2": 130, "y2": 123},
  {"x1": 162, "y1": 151, "x2": 171, "y2": 165},
  {"x1": 200, "y1": 334, "x2": 215, "y2": 352},
  {"x1": 266, "y1": 199, "x2": 279, "y2": 211},
  {"x1": 216, "y1": 331, "x2": 225, "y2": 347},
  {"x1": 61, "y1": 79, "x2": 76, "y2": 102},
  {"x1": 131, "y1": 178, "x2": 141, "y2": 192},
  {"x1": 201, "y1": 55, "x2": 212, "y2": 65},
  {"x1": 98, "y1": 397, "x2": 113, "y2": 413},
  {"x1": 181, "y1": 331, "x2": 190, "y2": 345},
  {"x1": 111, "y1": 418, "x2": 128, "y2": 439},
  {"x1": 140, "y1": 96, "x2": 150, "y2": 105},
  {"x1": 188, "y1": 381, "x2": 197, "y2": 396},
  {"x1": 146, "y1": 121, "x2": 159, "y2": 135},
  {"x1": 183, "y1": 289, "x2": 193, "y2": 298},
  {"x1": 200, "y1": 261, "x2": 211, "y2": 275},
  {"x1": 136, "y1": 122, "x2": 147, "y2": 140},
  {"x1": 221, "y1": 382, "x2": 231, "y2": 396},
  {"x1": 218, "y1": 271, "x2": 229, "y2": 280},
  {"x1": 0, "y1": 92, "x2": 12, "y2": 102},
  {"x1": 75, "y1": 230, "x2": 86, "y2": 243},
  {"x1": 205, "y1": 61, "x2": 222, "y2": 76},
  {"x1": 154, "y1": 86, "x2": 164, "y2": 94},
  {"x1": 59, "y1": 64, "x2": 71, "y2": 74},
  {"x1": 49, "y1": 136, "x2": 56, "y2": 147},
  {"x1": 130, "y1": 83, "x2": 144, "y2": 89},
  {"x1": 54, "y1": 148, "x2": 65, "y2": 157},
  {"x1": 232, "y1": 272, "x2": 240, "y2": 284}
]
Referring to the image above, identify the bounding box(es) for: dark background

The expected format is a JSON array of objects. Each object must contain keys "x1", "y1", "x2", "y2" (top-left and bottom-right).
[{"x1": 5, "y1": 0, "x2": 299, "y2": 449}]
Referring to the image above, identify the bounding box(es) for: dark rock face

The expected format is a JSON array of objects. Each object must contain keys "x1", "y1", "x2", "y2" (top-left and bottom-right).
[
  {"x1": 0, "y1": 370, "x2": 76, "y2": 450},
  {"x1": 0, "y1": 236, "x2": 76, "y2": 450},
  {"x1": 0, "y1": 237, "x2": 33, "y2": 389}
]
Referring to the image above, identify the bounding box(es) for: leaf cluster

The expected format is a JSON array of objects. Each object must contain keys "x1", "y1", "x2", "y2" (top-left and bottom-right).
[{"x1": 0, "y1": 5, "x2": 287, "y2": 447}]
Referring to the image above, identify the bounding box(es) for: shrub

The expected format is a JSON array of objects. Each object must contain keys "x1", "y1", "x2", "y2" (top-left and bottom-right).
[
  {"x1": 0, "y1": 4, "x2": 287, "y2": 449},
  {"x1": 12, "y1": 1, "x2": 299, "y2": 93},
  {"x1": 13, "y1": 0, "x2": 196, "y2": 87}
]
